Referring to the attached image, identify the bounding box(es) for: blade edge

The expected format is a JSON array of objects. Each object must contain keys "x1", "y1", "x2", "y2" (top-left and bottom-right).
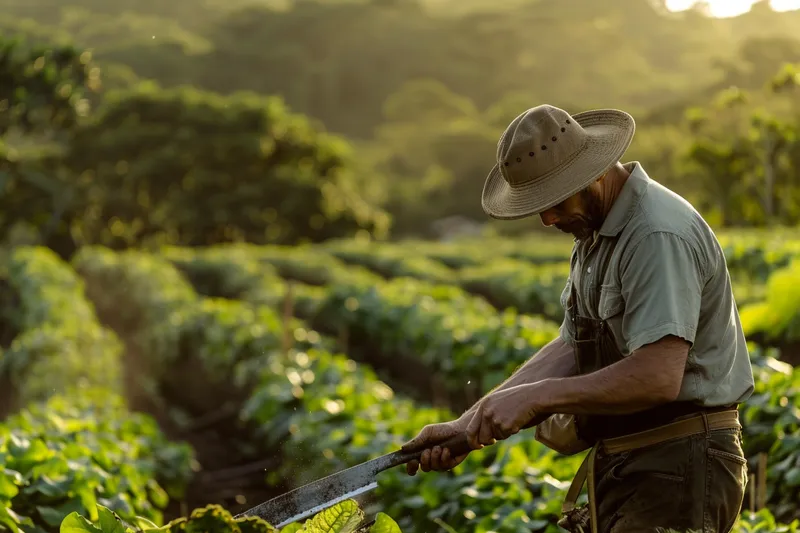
[
  {"x1": 274, "y1": 481, "x2": 378, "y2": 529},
  {"x1": 234, "y1": 451, "x2": 401, "y2": 526}
]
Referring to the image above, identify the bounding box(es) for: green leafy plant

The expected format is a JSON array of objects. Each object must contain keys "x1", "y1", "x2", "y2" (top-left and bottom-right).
[
  {"x1": 65, "y1": 244, "x2": 800, "y2": 532},
  {"x1": 315, "y1": 276, "x2": 560, "y2": 394},
  {"x1": 733, "y1": 508, "x2": 800, "y2": 532},
  {"x1": 0, "y1": 388, "x2": 193, "y2": 533},
  {"x1": 740, "y1": 258, "x2": 800, "y2": 349},
  {"x1": 457, "y1": 259, "x2": 570, "y2": 321},
  {"x1": 60, "y1": 500, "x2": 401, "y2": 533},
  {"x1": 0, "y1": 246, "x2": 122, "y2": 409},
  {"x1": 322, "y1": 241, "x2": 455, "y2": 284},
  {"x1": 717, "y1": 232, "x2": 800, "y2": 283},
  {"x1": 739, "y1": 352, "x2": 800, "y2": 520}
]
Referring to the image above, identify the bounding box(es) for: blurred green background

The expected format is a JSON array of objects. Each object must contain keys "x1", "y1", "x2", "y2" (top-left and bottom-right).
[
  {"x1": 3, "y1": 3, "x2": 800, "y2": 533},
  {"x1": 3, "y1": 0, "x2": 800, "y2": 254}
]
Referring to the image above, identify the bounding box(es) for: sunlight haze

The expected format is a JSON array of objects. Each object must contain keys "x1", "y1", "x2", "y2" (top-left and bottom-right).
[{"x1": 666, "y1": 0, "x2": 800, "y2": 17}]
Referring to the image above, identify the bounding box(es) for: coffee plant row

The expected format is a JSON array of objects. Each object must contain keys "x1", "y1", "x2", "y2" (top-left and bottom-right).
[
  {"x1": 156, "y1": 244, "x2": 798, "y2": 529},
  {"x1": 0, "y1": 237, "x2": 796, "y2": 533}
]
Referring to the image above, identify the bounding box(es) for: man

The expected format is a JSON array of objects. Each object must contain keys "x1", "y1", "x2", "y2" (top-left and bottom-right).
[{"x1": 401, "y1": 105, "x2": 755, "y2": 533}]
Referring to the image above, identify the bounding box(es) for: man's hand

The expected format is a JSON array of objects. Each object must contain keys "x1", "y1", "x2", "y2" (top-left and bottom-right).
[
  {"x1": 401, "y1": 418, "x2": 477, "y2": 476},
  {"x1": 465, "y1": 385, "x2": 539, "y2": 450}
]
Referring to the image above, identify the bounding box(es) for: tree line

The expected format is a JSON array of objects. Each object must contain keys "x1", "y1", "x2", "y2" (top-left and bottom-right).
[{"x1": 1, "y1": 0, "x2": 800, "y2": 254}]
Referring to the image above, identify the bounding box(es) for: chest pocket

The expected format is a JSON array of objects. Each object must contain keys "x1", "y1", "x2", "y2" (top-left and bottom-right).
[{"x1": 598, "y1": 284, "x2": 624, "y2": 320}]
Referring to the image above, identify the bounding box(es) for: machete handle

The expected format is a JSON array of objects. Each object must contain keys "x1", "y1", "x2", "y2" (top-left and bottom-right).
[
  {"x1": 429, "y1": 432, "x2": 473, "y2": 457},
  {"x1": 387, "y1": 432, "x2": 474, "y2": 470}
]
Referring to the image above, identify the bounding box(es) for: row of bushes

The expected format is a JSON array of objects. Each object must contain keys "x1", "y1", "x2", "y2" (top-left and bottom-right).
[
  {"x1": 0, "y1": 247, "x2": 198, "y2": 532},
  {"x1": 0, "y1": 247, "x2": 123, "y2": 415},
  {"x1": 72, "y1": 246, "x2": 582, "y2": 531},
  {"x1": 195, "y1": 236, "x2": 795, "y2": 325},
  {"x1": 247, "y1": 238, "x2": 799, "y2": 365},
  {"x1": 2, "y1": 243, "x2": 792, "y2": 532},
  {"x1": 150, "y1": 244, "x2": 800, "y2": 528},
  {"x1": 0, "y1": 245, "x2": 407, "y2": 533}
]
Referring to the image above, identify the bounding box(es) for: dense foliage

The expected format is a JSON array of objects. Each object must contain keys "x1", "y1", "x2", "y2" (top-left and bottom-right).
[
  {"x1": 71, "y1": 236, "x2": 792, "y2": 532},
  {"x1": 3, "y1": 2, "x2": 800, "y2": 248},
  {"x1": 0, "y1": 36, "x2": 96, "y2": 136},
  {"x1": 62, "y1": 84, "x2": 389, "y2": 249},
  {"x1": 0, "y1": 233, "x2": 794, "y2": 533},
  {"x1": 0, "y1": 389, "x2": 193, "y2": 533},
  {"x1": 0, "y1": 2, "x2": 799, "y2": 531},
  {"x1": 63, "y1": 500, "x2": 401, "y2": 533},
  {"x1": 0, "y1": 246, "x2": 122, "y2": 416}
]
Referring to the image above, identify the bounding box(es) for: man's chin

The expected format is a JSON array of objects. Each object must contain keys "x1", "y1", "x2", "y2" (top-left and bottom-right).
[
  {"x1": 560, "y1": 227, "x2": 593, "y2": 240},
  {"x1": 556, "y1": 225, "x2": 586, "y2": 237}
]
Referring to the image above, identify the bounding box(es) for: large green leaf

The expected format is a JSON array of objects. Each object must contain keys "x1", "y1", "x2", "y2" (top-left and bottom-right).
[
  {"x1": 301, "y1": 501, "x2": 363, "y2": 533},
  {"x1": 368, "y1": 514, "x2": 401, "y2": 533},
  {"x1": 59, "y1": 513, "x2": 103, "y2": 533}
]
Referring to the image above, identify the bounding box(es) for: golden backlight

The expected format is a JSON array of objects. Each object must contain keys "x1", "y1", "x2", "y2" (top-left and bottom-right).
[{"x1": 666, "y1": 0, "x2": 800, "y2": 17}]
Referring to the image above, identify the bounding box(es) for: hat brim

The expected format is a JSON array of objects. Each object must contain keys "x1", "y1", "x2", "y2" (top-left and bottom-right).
[{"x1": 481, "y1": 109, "x2": 635, "y2": 220}]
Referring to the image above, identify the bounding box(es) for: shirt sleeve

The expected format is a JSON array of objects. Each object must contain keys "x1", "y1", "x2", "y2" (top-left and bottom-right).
[{"x1": 620, "y1": 232, "x2": 706, "y2": 353}]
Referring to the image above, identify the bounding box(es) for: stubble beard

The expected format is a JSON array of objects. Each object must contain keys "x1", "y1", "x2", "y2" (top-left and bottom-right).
[{"x1": 555, "y1": 188, "x2": 605, "y2": 241}]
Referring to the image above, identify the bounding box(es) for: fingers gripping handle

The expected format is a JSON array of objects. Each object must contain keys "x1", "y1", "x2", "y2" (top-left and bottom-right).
[
  {"x1": 389, "y1": 433, "x2": 473, "y2": 469},
  {"x1": 427, "y1": 433, "x2": 474, "y2": 457}
]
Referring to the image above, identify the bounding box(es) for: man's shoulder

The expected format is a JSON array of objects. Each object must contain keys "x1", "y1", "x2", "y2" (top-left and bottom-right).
[
  {"x1": 635, "y1": 179, "x2": 707, "y2": 235},
  {"x1": 620, "y1": 179, "x2": 721, "y2": 276}
]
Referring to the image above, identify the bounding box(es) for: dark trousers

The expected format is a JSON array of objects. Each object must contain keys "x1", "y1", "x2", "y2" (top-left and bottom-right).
[{"x1": 593, "y1": 427, "x2": 748, "y2": 533}]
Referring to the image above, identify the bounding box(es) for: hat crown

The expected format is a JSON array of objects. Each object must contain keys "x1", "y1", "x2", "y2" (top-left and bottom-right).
[{"x1": 497, "y1": 105, "x2": 588, "y2": 187}]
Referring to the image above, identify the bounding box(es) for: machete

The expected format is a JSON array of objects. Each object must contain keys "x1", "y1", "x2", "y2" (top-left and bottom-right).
[{"x1": 235, "y1": 433, "x2": 473, "y2": 528}]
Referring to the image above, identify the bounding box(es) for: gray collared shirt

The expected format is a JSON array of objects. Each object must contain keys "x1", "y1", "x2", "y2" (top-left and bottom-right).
[{"x1": 559, "y1": 162, "x2": 754, "y2": 406}]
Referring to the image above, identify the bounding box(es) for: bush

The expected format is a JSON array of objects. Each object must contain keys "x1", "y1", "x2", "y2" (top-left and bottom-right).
[
  {"x1": 0, "y1": 388, "x2": 193, "y2": 533},
  {"x1": 0, "y1": 247, "x2": 122, "y2": 410}
]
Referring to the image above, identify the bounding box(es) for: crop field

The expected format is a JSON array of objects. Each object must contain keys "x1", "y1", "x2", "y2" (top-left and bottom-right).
[{"x1": 0, "y1": 230, "x2": 798, "y2": 533}]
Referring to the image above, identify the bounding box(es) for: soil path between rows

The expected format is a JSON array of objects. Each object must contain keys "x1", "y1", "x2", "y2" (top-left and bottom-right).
[{"x1": 79, "y1": 273, "x2": 287, "y2": 523}]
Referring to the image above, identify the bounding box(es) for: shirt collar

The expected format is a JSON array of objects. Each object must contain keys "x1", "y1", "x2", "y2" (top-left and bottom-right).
[{"x1": 598, "y1": 161, "x2": 650, "y2": 237}]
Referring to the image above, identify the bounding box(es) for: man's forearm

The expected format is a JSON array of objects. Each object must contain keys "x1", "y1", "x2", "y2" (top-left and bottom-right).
[
  {"x1": 527, "y1": 337, "x2": 688, "y2": 416},
  {"x1": 462, "y1": 336, "x2": 576, "y2": 419}
]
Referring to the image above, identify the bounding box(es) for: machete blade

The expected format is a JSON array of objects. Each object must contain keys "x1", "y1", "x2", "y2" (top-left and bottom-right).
[
  {"x1": 234, "y1": 450, "x2": 398, "y2": 529},
  {"x1": 235, "y1": 433, "x2": 472, "y2": 529}
]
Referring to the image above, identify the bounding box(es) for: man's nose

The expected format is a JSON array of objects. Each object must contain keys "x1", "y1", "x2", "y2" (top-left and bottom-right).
[{"x1": 540, "y1": 210, "x2": 559, "y2": 227}]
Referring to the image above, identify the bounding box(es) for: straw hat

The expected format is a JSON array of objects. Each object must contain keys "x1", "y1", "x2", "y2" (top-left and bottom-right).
[{"x1": 481, "y1": 105, "x2": 635, "y2": 220}]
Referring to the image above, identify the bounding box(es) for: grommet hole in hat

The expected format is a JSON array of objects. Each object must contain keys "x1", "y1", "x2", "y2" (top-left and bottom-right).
[{"x1": 503, "y1": 118, "x2": 572, "y2": 167}]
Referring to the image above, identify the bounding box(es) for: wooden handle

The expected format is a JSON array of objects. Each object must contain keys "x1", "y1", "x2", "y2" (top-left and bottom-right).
[
  {"x1": 386, "y1": 432, "x2": 474, "y2": 470},
  {"x1": 386, "y1": 418, "x2": 549, "y2": 470},
  {"x1": 430, "y1": 432, "x2": 473, "y2": 457}
]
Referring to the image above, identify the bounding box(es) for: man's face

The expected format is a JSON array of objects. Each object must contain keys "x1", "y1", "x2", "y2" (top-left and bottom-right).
[{"x1": 538, "y1": 184, "x2": 605, "y2": 241}]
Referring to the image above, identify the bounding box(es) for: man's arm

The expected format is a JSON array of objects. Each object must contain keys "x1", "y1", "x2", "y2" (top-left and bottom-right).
[
  {"x1": 462, "y1": 335, "x2": 576, "y2": 421},
  {"x1": 530, "y1": 334, "x2": 689, "y2": 416},
  {"x1": 464, "y1": 335, "x2": 690, "y2": 446},
  {"x1": 401, "y1": 336, "x2": 576, "y2": 471},
  {"x1": 531, "y1": 231, "x2": 706, "y2": 416}
]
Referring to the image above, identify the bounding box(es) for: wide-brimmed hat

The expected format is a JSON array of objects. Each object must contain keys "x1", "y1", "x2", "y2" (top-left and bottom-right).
[{"x1": 481, "y1": 104, "x2": 635, "y2": 220}]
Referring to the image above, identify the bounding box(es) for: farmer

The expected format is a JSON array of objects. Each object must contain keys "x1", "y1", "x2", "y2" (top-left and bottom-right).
[{"x1": 401, "y1": 105, "x2": 755, "y2": 533}]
